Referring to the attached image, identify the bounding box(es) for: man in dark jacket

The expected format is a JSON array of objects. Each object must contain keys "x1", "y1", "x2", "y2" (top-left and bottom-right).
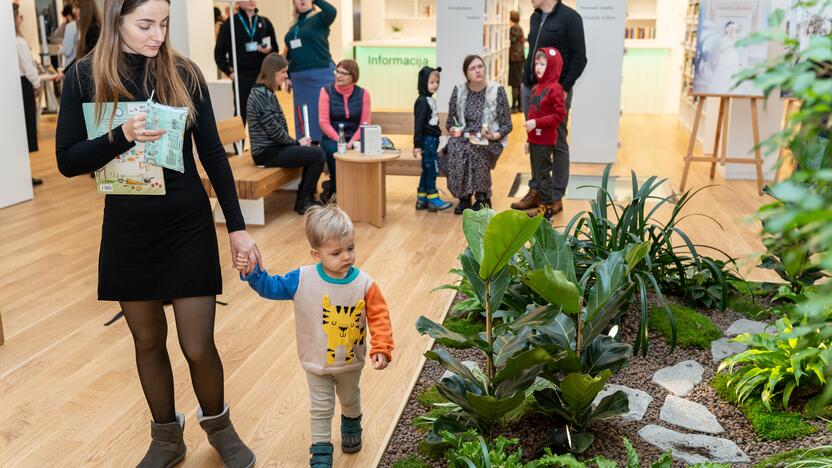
[{"x1": 511, "y1": 0, "x2": 587, "y2": 215}]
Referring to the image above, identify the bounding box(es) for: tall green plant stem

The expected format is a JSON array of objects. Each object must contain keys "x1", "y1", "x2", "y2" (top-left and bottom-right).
[
  {"x1": 575, "y1": 297, "x2": 584, "y2": 358},
  {"x1": 485, "y1": 280, "x2": 494, "y2": 383}
]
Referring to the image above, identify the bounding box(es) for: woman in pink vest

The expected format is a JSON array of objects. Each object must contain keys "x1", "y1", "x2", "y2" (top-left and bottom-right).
[{"x1": 317, "y1": 59, "x2": 371, "y2": 204}]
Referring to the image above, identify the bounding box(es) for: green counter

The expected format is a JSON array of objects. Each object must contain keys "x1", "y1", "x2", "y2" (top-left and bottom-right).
[{"x1": 353, "y1": 45, "x2": 437, "y2": 110}]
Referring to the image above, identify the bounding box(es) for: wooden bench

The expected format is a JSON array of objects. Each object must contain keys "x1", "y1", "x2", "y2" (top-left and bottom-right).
[
  {"x1": 373, "y1": 112, "x2": 447, "y2": 177},
  {"x1": 198, "y1": 118, "x2": 300, "y2": 225}
]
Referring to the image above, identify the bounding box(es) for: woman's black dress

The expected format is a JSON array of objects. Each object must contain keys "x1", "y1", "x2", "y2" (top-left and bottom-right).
[{"x1": 55, "y1": 53, "x2": 245, "y2": 301}]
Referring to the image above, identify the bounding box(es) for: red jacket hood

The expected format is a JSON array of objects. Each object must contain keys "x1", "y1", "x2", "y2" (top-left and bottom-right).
[{"x1": 535, "y1": 47, "x2": 563, "y2": 85}]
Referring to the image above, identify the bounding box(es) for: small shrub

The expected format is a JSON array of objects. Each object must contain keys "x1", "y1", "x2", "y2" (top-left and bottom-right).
[
  {"x1": 712, "y1": 373, "x2": 816, "y2": 440},
  {"x1": 727, "y1": 294, "x2": 770, "y2": 320},
  {"x1": 418, "y1": 439, "x2": 447, "y2": 461},
  {"x1": 648, "y1": 303, "x2": 721, "y2": 349}
]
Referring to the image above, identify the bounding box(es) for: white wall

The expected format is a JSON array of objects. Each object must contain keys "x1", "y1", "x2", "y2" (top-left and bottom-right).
[
  {"x1": 169, "y1": 0, "x2": 217, "y2": 78},
  {"x1": 1, "y1": 1, "x2": 34, "y2": 209},
  {"x1": 435, "y1": 0, "x2": 485, "y2": 113},
  {"x1": 18, "y1": 0, "x2": 40, "y2": 55}
]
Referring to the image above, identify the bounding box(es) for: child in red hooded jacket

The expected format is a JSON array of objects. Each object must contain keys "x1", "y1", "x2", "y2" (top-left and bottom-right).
[{"x1": 524, "y1": 47, "x2": 567, "y2": 219}]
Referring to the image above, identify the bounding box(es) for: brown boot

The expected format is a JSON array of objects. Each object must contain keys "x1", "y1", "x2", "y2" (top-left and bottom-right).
[
  {"x1": 137, "y1": 412, "x2": 187, "y2": 468},
  {"x1": 510, "y1": 188, "x2": 539, "y2": 210},
  {"x1": 198, "y1": 405, "x2": 256, "y2": 468},
  {"x1": 550, "y1": 200, "x2": 564, "y2": 216}
]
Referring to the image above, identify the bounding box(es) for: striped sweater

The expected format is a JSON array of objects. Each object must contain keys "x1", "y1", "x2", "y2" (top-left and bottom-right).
[{"x1": 246, "y1": 83, "x2": 297, "y2": 157}]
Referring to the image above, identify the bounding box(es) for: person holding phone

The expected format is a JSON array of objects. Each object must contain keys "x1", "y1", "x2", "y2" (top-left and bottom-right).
[{"x1": 214, "y1": 0, "x2": 278, "y2": 124}]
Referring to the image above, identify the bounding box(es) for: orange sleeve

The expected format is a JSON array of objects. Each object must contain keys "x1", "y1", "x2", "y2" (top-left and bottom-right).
[{"x1": 365, "y1": 282, "x2": 394, "y2": 362}]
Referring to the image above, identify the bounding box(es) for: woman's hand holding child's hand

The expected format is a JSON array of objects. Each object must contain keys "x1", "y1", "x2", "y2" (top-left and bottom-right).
[
  {"x1": 371, "y1": 353, "x2": 389, "y2": 370},
  {"x1": 235, "y1": 252, "x2": 249, "y2": 274},
  {"x1": 524, "y1": 119, "x2": 537, "y2": 132},
  {"x1": 412, "y1": 148, "x2": 422, "y2": 159}
]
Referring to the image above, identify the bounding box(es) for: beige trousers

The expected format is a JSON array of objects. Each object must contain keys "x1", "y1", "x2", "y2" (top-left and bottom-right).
[{"x1": 305, "y1": 370, "x2": 362, "y2": 444}]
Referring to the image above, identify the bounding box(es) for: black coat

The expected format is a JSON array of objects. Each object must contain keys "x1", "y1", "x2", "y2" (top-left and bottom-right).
[{"x1": 522, "y1": 2, "x2": 587, "y2": 92}]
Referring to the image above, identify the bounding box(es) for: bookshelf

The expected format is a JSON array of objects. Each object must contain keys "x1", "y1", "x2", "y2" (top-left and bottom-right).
[
  {"x1": 482, "y1": 0, "x2": 512, "y2": 87},
  {"x1": 678, "y1": 0, "x2": 702, "y2": 134},
  {"x1": 624, "y1": 0, "x2": 658, "y2": 45},
  {"x1": 384, "y1": 0, "x2": 437, "y2": 38}
]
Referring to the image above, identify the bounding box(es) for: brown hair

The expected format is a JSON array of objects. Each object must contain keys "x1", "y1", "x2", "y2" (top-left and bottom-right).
[
  {"x1": 256, "y1": 53, "x2": 288, "y2": 91},
  {"x1": 510, "y1": 10, "x2": 520, "y2": 23},
  {"x1": 91, "y1": 0, "x2": 202, "y2": 134},
  {"x1": 12, "y1": 3, "x2": 21, "y2": 37},
  {"x1": 336, "y1": 59, "x2": 360, "y2": 83},
  {"x1": 462, "y1": 55, "x2": 485, "y2": 82},
  {"x1": 74, "y1": 0, "x2": 102, "y2": 57}
]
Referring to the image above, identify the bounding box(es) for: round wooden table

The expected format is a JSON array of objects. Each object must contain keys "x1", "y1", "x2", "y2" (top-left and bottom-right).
[{"x1": 334, "y1": 149, "x2": 401, "y2": 227}]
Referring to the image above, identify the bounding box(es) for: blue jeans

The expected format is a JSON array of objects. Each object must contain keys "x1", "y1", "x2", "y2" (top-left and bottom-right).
[
  {"x1": 321, "y1": 137, "x2": 338, "y2": 188},
  {"x1": 418, "y1": 135, "x2": 440, "y2": 194}
]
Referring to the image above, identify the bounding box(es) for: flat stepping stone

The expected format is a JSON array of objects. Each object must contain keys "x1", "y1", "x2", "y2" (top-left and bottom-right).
[
  {"x1": 592, "y1": 384, "x2": 653, "y2": 422},
  {"x1": 660, "y1": 395, "x2": 724, "y2": 434},
  {"x1": 638, "y1": 424, "x2": 750, "y2": 464},
  {"x1": 441, "y1": 360, "x2": 478, "y2": 381},
  {"x1": 711, "y1": 337, "x2": 748, "y2": 362},
  {"x1": 652, "y1": 360, "x2": 704, "y2": 396},
  {"x1": 725, "y1": 319, "x2": 768, "y2": 337}
]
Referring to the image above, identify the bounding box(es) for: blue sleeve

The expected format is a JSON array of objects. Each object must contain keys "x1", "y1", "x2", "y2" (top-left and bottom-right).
[{"x1": 241, "y1": 266, "x2": 300, "y2": 300}]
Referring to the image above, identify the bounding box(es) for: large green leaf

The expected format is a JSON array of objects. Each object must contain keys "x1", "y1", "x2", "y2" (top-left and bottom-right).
[
  {"x1": 569, "y1": 432, "x2": 595, "y2": 454},
  {"x1": 581, "y1": 284, "x2": 634, "y2": 346},
  {"x1": 583, "y1": 335, "x2": 633, "y2": 376},
  {"x1": 624, "y1": 241, "x2": 651, "y2": 274},
  {"x1": 493, "y1": 327, "x2": 533, "y2": 367},
  {"x1": 416, "y1": 316, "x2": 488, "y2": 351},
  {"x1": 480, "y1": 210, "x2": 543, "y2": 279},
  {"x1": 489, "y1": 263, "x2": 513, "y2": 313},
  {"x1": 522, "y1": 266, "x2": 582, "y2": 314},
  {"x1": 463, "y1": 208, "x2": 494, "y2": 264},
  {"x1": 505, "y1": 305, "x2": 558, "y2": 331},
  {"x1": 466, "y1": 391, "x2": 526, "y2": 422},
  {"x1": 560, "y1": 370, "x2": 612, "y2": 413},
  {"x1": 461, "y1": 250, "x2": 487, "y2": 306},
  {"x1": 493, "y1": 346, "x2": 552, "y2": 388},
  {"x1": 586, "y1": 250, "x2": 629, "y2": 323},
  {"x1": 425, "y1": 348, "x2": 484, "y2": 392},
  {"x1": 532, "y1": 222, "x2": 578, "y2": 284},
  {"x1": 529, "y1": 312, "x2": 577, "y2": 351},
  {"x1": 589, "y1": 390, "x2": 629, "y2": 423}
]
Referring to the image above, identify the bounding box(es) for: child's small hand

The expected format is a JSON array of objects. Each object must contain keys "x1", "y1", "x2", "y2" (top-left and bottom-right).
[
  {"x1": 413, "y1": 148, "x2": 422, "y2": 159},
  {"x1": 524, "y1": 119, "x2": 537, "y2": 132},
  {"x1": 524, "y1": 142, "x2": 529, "y2": 154},
  {"x1": 371, "y1": 353, "x2": 389, "y2": 370},
  {"x1": 235, "y1": 252, "x2": 249, "y2": 274}
]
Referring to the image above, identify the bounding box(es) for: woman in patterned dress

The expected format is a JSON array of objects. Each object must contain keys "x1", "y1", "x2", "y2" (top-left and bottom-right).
[{"x1": 443, "y1": 55, "x2": 513, "y2": 214}]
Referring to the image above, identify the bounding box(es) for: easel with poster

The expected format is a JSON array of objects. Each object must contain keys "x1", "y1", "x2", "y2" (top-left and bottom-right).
[
  {"x1": 679, "y1": 0, "x2": 772, "y2": 196},
  {"x1": 679, "y1": 93, "x2": 765, "y2": 195}
]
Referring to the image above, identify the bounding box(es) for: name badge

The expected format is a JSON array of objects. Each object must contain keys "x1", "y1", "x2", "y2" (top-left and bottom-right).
[
  {"x1": 290, "y1": 38, "x2": 302, "y2": 49},
  {"x1": 245, "y1": 41, "x2": 258, "y2": 52},
  {"x1": 261, "y1": 37, "x2": 272, "y2": 49}
]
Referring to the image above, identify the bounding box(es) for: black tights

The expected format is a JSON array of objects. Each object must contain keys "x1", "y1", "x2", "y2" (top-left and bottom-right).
[{"x1": 121, "y1": 296, "x2": 224, "y2": 424}]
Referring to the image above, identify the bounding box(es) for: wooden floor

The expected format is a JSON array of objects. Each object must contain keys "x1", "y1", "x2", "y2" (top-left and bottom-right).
[{"x1": 0, "y1": 105, "x2": 776, "y2": 467}]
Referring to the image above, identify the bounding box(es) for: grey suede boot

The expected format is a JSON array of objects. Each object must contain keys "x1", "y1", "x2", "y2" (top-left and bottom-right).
[
  {"x1": 198, "y1": 405, "x2": 256, "y2": 468},
  {"x1": 137, "y1": 412, "x2": 187, "y2": 468}
]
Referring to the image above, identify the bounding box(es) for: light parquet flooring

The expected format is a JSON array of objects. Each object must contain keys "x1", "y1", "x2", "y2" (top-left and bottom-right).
[{"x1": 0, "y1": 102, "x2": 776, "y2": 467}]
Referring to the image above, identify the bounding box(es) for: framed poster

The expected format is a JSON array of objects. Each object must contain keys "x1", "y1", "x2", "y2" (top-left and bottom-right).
[
  {"x1": 787, "y1": 0, "x2": 832, "y2": 54},
  {"x1": 693, "y1": 0, "x2": 771, "y2": 96}
]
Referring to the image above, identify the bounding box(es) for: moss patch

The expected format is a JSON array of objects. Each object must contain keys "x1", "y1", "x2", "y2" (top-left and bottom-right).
[
  {"x1": 648, "y1": 303, "x2": 721, "y2": 349},
  {"x1": 392, "y1": 456, "x2": 431, "y2": 468},
  {"x1": 417, "y1": 385, "x2": 448, "y2": 409},
  {"x1": 712, "y1": 372, "x2": 816, "y2": 440},
  {"x1": 803, "y1": 394, "x2": 832, "y2": 420},
  {"x1": 727, "y1": 294, "x2": 770, "y2": 320},
  {"x1": 418, "y1": 439, "x2": 447, "y2": 461},
  {"x1": 753, "y1": 447, "x2": 832, "y2": 467},
  {"x1": 437, "y1": 316, "x2": 485, "y2": 349}
]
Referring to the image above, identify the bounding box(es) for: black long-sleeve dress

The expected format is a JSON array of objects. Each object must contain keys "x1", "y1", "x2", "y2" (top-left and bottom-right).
[{"x1": 56, "y1": 53, "x2": 245, "y2": 301}]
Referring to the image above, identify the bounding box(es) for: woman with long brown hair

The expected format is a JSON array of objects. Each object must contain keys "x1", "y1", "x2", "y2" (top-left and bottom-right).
[
  {"x1": 60, "y1": 0, "x2": 101, "y2": 73},
  {"x1": 55, "y1": 1, "x2": 259, "y2": 466}
]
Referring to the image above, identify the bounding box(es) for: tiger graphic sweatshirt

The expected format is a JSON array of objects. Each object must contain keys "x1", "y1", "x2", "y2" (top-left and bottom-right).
[{"x1": 242, "y1": 264, "x2": 394, "y2": 375}]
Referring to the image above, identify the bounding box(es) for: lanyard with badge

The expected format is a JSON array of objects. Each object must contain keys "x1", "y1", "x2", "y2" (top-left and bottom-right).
[
  {"x1": 239, "y1": 12, "x2": 260, "y2": 52},
  {"x1": 290, "y1": 14, "x2": 307, "y2": 50}
]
